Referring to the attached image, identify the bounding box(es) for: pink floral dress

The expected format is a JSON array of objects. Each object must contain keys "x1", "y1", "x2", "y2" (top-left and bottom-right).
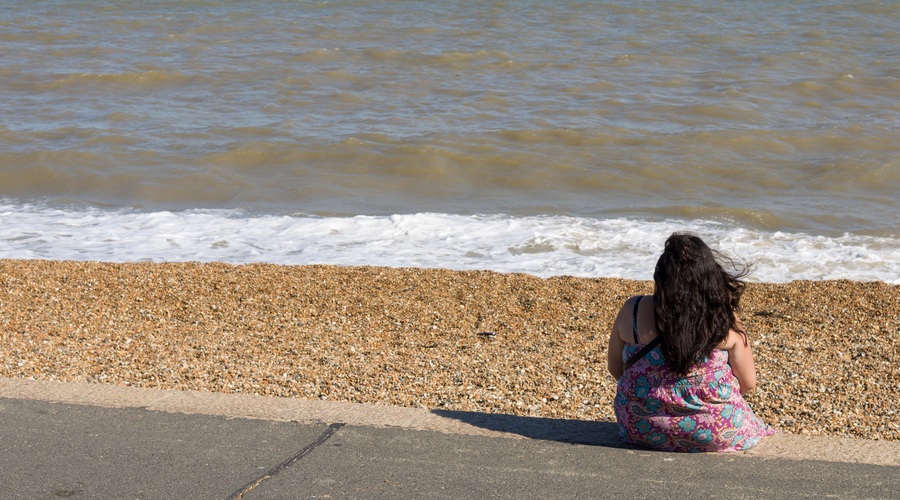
[
  {"x1": 614, "y1": 298, "x2": 776, "y2": 452},
  {"x1": 615, "y1": 345, "x2": 776, "y2": 452}
]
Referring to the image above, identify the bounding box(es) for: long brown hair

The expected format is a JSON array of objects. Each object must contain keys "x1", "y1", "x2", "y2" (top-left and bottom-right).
[{"x1": 652, "y1": 233, "x2": 748, "y2": 375}]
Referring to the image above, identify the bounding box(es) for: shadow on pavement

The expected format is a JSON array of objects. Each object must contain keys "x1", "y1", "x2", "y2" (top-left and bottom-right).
[{"x1": 431, "y1": 409, "x2": 624, "y2": 447}]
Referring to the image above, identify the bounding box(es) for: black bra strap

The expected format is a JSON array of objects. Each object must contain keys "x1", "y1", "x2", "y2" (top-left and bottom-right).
[
  {"x1": 632, "y1": 296, "x2": 643, "y2": 344},
  {"x1": 624, "y1": 337, "x2": 661, "y2": 371}
]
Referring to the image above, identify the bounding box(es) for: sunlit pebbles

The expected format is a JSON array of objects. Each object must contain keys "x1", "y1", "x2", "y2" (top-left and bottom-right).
[{"x1": 1, "y1": 260, "x2": 897, "y2": 441}]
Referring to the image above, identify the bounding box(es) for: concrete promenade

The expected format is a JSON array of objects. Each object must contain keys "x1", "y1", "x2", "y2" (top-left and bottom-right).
[{"x1": 1, "y1": 378, "x2": 897, "y2": 499}]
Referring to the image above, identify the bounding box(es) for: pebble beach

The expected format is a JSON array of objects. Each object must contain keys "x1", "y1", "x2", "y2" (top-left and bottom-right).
[{"x1": 1, "y1": 259, "x2": 897, "y2": 441}]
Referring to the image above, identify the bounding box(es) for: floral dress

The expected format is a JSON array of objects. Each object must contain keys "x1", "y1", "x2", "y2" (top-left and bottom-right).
[{"x1": 614, "y1": 343, "x2": 777, "y2": 452}]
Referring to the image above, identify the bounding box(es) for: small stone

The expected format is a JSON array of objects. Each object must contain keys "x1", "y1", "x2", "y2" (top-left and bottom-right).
[{"x1": 0, "y1": 259, "x2": 896, "y2": 441}]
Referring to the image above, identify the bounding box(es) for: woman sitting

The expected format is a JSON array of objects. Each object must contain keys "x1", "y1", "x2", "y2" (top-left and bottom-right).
[{"x1": 608, "y1": 233, "x2": 776, "y2": 452}]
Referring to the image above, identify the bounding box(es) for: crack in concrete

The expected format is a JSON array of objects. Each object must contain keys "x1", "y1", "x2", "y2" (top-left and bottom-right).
[
  {"x1": 3, "y1": 378, "x2": 898, "y2": 467},
  {"x1": 226, "y1": 422, "x2": 346, "y2": 499}
]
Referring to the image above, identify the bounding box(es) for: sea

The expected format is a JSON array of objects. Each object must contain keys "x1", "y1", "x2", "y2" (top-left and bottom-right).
[{"x1": 1, "y1": 0, "x2": 898, "y2": 283}]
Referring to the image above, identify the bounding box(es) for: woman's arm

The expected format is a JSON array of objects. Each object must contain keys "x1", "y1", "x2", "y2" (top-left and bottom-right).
[
  {"x1": 724, "y1": 328, "x2": 758, "y2": 395},
  {"x1": 607, "y1": 302, "x2": 629, "y2": 380}
]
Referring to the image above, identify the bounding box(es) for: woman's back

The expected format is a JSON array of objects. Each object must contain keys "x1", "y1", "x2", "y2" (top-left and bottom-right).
[
  {"x1": 611, "y1": 295, "x2": 776, "y2": 452},
  {"x1": 607, "y1": 234, "x2": 776, "y2": 451}
]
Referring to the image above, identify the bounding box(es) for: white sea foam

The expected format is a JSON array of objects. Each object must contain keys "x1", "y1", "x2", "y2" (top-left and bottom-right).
[{"x1": 1, "y1": 202, "x2": 897, "y2": 284}]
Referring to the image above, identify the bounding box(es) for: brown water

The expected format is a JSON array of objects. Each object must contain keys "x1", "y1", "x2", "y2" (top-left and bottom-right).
[{"x1": 1, "y1": 1, "x2": 898, "y2": 281}]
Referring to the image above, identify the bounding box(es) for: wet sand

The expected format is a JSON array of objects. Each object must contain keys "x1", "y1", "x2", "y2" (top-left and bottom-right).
[{"x1": 1, "y1": 259, "x2": 896, "y2": 441}]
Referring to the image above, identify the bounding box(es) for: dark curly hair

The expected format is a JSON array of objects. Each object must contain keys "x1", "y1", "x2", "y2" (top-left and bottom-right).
[{"x1": 653, "y1": 233, "x2": 749, "y2": 375}]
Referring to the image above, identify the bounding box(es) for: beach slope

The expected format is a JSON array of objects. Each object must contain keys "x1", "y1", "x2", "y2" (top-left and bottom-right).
[{"x1": 0, "y1": 260, "x2": 896, "y2": 441}]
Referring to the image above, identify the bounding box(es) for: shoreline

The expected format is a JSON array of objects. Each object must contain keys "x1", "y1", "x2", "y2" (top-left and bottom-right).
[{"x1": 1, "y1": 259, "x2": 897, "y2": 441}]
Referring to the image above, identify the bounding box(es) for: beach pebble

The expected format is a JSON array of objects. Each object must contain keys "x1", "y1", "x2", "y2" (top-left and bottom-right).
[{"x1": 0, "y1": 260, "x2": 896, "y2": 441}]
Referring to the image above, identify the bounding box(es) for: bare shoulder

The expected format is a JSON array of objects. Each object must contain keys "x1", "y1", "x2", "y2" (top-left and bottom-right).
[
  {"x1": 715, "y1": 313, "x2": 747, "y2": 350},
  {"x1": 718, "y1": 328, "x2": 748, "y2": 350},
  {"x1": 621, "y1": 294, "x2": 652, "y2": 312},
  {"x1": 616, "y1": 294, "x2": 654, "y2": 343}
]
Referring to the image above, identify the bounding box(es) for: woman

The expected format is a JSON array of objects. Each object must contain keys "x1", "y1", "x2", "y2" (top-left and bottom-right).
[{"x1": 607, "y1": 233, "x2": 776, "y2": 452}]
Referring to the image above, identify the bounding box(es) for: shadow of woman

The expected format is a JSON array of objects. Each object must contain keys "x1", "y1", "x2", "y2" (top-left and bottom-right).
[{"x1": 430, "y1": 409, "x2": 625, "y2": 447}]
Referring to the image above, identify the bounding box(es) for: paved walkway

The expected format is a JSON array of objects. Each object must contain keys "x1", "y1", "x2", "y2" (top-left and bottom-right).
[{"x1": 1, "y1": 378, "x2": 897, "y2": 498}]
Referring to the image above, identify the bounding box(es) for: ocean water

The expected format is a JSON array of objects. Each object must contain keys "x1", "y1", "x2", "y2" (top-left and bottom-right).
[{"x1": 1, "y1": 0, "x2": 898, "y2": 283}]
